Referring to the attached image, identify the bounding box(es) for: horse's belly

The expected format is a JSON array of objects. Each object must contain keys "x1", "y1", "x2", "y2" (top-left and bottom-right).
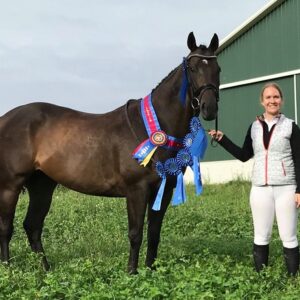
[
  {"x1": 36, "y1": 147, "x2": 129, "y2": 197},
  {"x1": 42, "y1": 164, "x2": 126, "y2": 197}
]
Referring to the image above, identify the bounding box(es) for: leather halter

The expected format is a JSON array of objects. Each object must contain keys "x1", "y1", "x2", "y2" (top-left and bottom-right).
[
  {"x1": 184, "y1": 54, "x2": 219, "y2": 114},
  {"x1": 184, "y1": 54, "x2": 219, "y2": 145}
]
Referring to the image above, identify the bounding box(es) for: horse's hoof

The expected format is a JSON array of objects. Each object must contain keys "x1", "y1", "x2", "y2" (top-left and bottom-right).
[
  {"x1": 42, "y1": 257, "x2": 50, "y2": 271},
  {"x1": 150, "y1": 265, "x2": 157, "y2": 271},
  {"x1": 128, "y1": 267, "x2": 138, "y2": 275},
  {"x1": 146, "y1": 259, "x2": 158, "y2": 271},
  {"x1": 1, "y1": 261, "x2": 9, "y2": 267}
]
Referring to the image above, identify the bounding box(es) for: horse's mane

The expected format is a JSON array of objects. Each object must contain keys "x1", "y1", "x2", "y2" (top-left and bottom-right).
[
  {"x1": 152, "y1": 66, "x2": 180, "y2": 91},
  {"x1": 152, "y1": 44, "x2": 208, "y2": 91}
]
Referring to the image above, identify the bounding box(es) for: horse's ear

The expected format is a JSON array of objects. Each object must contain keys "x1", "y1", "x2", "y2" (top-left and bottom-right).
[
  {"x1": 187, "y1": 32, "x2": 197, "y2": 52},
  {"x1": 209, "y1": 33, "x2": 219, "y2": 52}
]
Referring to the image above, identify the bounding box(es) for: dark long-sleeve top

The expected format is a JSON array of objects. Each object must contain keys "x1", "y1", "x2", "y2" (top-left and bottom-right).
[{"x1": 218, "y1": 118, "x2": 300, "y2": 193}]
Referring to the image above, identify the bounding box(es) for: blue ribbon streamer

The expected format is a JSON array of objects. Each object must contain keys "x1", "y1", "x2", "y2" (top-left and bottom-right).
[
  {"x1": 179, "y1": 57, "x2": 188, "y2": 106},
  {"x1": 193, "y1": 156, "x2": 203, "y2": 195},
  {"x1": 190, "y1": 126, "x2": 208, "y2": 159},
  {"x1": 152, "y1": 177, "x2": 167, "y2": 211},
  {"x1": 132, "y1": 139, "x2": 156, "y2": 163},
  {"x1": 172, "y1": 172, "x2": 186, "y2": 206}
]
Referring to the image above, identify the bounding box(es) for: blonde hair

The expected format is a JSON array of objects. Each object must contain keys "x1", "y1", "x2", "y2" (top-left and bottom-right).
[{"x1": 260, "y1": 82, "x2": 283, "y2": 102}]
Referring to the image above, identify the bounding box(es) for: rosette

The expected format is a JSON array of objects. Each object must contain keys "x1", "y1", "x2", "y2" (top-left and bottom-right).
[
  {"x1": 153, "y1": 162, "x2": 167, "y2": 211},
  {"x1": 155, "y1": 161, "x2": 166, "y2": 179},
  {"x1": 190, "y1": 117, "x2": 201, "y2": 135},
  {"x1": 183, "y1": 133, "x2": 194, "y2": 148},
  {"x1": 164, "y1": 158, "x2": 181, "y2": 176},
  {"x1": 176, "y1": 149, "x2": 193, "y2": 167},
  {"x1": 150, "y1": 130, "x2": 168, "y2": 146}
]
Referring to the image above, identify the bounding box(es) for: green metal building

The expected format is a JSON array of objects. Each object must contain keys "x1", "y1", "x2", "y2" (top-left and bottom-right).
[{"x1": 204, "y1": 0, "x2": 300, "y2": 164}]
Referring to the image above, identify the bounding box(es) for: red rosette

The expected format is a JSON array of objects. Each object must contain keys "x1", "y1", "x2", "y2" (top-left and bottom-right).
[{"x1": 150, "y1": 130, "x2": 168, "y2": 146}]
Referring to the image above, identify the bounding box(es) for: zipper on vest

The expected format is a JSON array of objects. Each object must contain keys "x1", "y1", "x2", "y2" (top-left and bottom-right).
[
  {"x1": 265, "y1": 150, "x2": 268, "y2": 184},
  {"x1": 281, "y1": 161, "x2": 286, "y2": 176},
  {"x1": 258, "y1": 119, "x2": 277, "y2": 185}
]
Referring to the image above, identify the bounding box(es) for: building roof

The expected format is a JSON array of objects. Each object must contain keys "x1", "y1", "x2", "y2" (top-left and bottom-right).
[{"x1": 217, "y1": 0, "x2": 286, "y2": 54}]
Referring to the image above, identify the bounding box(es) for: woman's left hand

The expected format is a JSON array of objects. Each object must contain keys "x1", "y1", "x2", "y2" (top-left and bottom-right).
[{"x1": 295, "y1": 193, "x2": 300, "y2": 208}]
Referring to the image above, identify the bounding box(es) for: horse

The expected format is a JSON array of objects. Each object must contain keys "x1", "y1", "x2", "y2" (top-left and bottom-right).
[{"x1": 0, "y1": 32, "x2": 220, "y2": 274}]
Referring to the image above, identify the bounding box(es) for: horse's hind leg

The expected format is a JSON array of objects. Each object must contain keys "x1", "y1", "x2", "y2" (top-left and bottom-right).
[
  {"x1": 0, "y1": 189, "x2": 20, "y2": 264},
  {"x1": 145, "y1": 187, "x2": 173, "y2": 269},
  {"x1": 23, "y1": 171, "x2": 57, "y2": 270}
]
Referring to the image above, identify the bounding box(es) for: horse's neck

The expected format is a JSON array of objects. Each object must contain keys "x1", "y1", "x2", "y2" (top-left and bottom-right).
[{"x1": 151, "y1": 66, "x2": 193, "y2": 138}]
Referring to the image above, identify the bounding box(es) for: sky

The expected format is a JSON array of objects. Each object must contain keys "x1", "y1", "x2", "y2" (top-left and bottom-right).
[{"x1": 0, "y1": 0, "x2": 272, "y2": 116}]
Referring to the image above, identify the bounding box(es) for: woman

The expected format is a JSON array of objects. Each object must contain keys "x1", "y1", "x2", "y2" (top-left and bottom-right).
[{"x1": 209, "y1": 82, "x2": 300, "y2": 275}]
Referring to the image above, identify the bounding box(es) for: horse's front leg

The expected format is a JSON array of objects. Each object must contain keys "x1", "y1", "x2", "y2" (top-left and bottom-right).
[
  {"x1": 146, "y1": 187, "x2": 172, "y2": 269},
  {"x1": 0, "y1": 188, "x2": 20, "y2": 265},
  {"x1": 126, "y1": 187, "x2": 148, "y2": 274}
]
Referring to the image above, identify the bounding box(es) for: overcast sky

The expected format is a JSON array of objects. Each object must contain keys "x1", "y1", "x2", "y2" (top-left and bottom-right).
[{"x1": 0, "y1": 0, "x2": 271, "y2": 115}]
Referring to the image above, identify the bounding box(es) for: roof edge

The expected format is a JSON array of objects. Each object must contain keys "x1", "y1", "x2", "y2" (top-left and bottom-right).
[{"x1": 216, "y1": 0, "x2": 286, "y2": 54}]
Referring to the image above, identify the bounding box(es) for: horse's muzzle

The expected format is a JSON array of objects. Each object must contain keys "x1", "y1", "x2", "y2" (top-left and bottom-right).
[{"x1": 201, "y1": 98, "x2": 218, "y2": 121}]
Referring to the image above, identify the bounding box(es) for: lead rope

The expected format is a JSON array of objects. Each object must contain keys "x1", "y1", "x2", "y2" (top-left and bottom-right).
[{"x1": 210, "y1": 115, "x2": 219, "y2": 147}]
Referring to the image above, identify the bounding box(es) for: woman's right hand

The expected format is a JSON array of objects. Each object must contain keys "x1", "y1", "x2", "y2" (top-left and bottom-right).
[{"x1": 208, "y1": 130, "x2": 224, "y2": 141}]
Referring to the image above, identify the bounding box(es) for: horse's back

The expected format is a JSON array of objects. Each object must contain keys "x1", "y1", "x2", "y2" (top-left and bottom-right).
[
  {"x1": 0, "y1": 101, "x2": 145, "y2": 196},
  {"x1": 0, "y1": 101, "x2": 125, "y2": 138}
]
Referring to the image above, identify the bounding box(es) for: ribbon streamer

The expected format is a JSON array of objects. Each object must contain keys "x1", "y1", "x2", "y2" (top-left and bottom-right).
[
  {"x1": 190, "y1": 126, "x2": 208, "y2": 159},
  {"x1": 193, "y1": 156, "x2": 203, "y2": 195},
  {"x1": 179, "y1": 57, "x2": 188, "y2": 106},
  {"x1": 132, "y1": 94, "x2": 183, "y2": 167},
  {"x1": 172, "y1": 172, "x2": 186, "y2": 206},
  {"x1": 140, "y1": 146, "x2": 157, "y2": 167},
  {"x1": 152, "y1": 179, "x2": 167, "y2": 211}
]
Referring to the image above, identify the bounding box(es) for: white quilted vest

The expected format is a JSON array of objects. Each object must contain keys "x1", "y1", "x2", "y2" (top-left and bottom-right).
[{"x1": 251, "y1": 114, "x2": 296, "y2": 186}]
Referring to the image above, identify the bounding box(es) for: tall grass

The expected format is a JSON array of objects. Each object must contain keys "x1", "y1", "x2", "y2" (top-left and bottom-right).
[{"x1": 1, "y1": 181, "x2": 300, "y2": 299}]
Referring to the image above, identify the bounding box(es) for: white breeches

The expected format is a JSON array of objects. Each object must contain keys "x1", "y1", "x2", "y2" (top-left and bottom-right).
[{"x1": 250, "y1": 185, "x2": 299, "y2": 248}]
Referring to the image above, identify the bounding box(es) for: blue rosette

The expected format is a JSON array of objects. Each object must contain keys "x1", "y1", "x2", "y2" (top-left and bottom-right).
[
  {"x1": 164, "y1": 158, "x2": 181, "y2": 176},
  {"x1": 155, "y1": 161, "x2": 166, "y2": 178},
  {"x1": 183, "y1": 133, "x2": 194, "y2": 149},
  {"x1": 176, "y1": 149, "x2": 193, "y2": 167},
  {"x1": 152, "y1": 162, "x2": 167, "y2": 211},
  {"x1": 190, "y1": 117, "x2": 201, "y2": 136}
]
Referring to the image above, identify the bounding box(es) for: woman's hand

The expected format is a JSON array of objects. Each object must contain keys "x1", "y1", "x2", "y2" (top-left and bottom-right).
[
  {"x1": 295, "y1": 193, "x2": 300, "y2": 208},
  {"x1": 208, "y1": 130, "x2": 224, "y2": 142}
]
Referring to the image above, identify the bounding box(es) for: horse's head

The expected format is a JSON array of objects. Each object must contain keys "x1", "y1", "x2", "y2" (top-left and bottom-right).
[{"x1": 185, "y1": 32, "x2": 220, "y2": 121}]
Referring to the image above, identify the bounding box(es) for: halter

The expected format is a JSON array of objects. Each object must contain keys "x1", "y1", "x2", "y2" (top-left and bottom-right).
[
  {"x1": 183, "y1": 54, "x2": 219, "y2": 112},
  {"x1": 182, "y1": 53, "x2": 219, "y2": 145}
]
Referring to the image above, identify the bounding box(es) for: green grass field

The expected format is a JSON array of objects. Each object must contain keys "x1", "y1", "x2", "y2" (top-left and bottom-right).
[{"x1": 1, "y1": 181, "x2": 300, "y2": 299}]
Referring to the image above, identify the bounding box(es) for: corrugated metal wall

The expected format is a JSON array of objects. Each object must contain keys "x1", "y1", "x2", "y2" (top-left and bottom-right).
[
  {"x1": 218, "y1": 0, "x2": 300, "y2": 83},
  {"x1": 203, "y1": 0, "x2": 300, "y2": 162}
]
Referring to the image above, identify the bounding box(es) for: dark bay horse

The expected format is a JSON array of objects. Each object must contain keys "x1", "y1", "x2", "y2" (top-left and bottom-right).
[{"x1": 0, "y1": 32, "x2": 220, "y2": 273}]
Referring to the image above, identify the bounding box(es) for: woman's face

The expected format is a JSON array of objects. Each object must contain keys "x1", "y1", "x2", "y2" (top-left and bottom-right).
[{"x1": 261, "y1": 86, "x2": 283, "y2": 117}]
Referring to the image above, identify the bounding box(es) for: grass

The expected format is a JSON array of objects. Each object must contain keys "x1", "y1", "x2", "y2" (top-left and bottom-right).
[{"x1": 1, "y1": 181, "x2": 300, "y2": 299}]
